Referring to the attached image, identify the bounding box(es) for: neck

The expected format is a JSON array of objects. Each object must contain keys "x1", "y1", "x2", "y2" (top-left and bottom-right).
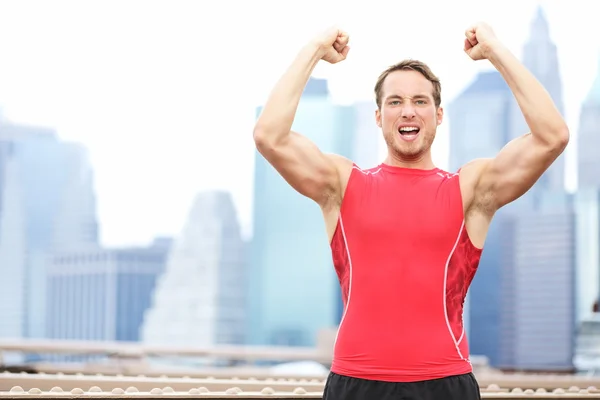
[{"x1": 383, "y1": 150, "x2": 435, "y2": 170}]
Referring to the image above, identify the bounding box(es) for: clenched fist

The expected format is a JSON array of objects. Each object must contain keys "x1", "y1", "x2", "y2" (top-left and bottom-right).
[
  {"x1": 464, "y1": 22, "x2": 501, "y2": 61},
  {"x1": 311, "y1": 27, "x2": 350, "y2": 64}
]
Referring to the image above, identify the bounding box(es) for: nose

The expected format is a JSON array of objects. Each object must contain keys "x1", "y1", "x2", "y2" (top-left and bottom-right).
[{"x1": 400, "y1": 104, "x2": 416, "y2": 119}]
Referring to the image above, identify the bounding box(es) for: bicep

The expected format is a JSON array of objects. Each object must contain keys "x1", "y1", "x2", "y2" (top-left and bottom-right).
[
  {"x1": 477, "y1": 133, "x2": 565, "y2": 210},
  {"x1": 255, "y1": 131, "x2": 345, "y2": 206}
]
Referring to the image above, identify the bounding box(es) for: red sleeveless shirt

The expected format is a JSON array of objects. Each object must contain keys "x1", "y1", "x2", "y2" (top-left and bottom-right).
[{"x1": 330, "y1": 163, "x2": 483, "y2": 382}]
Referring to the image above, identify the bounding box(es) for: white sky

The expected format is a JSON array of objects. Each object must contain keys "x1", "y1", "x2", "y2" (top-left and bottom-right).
[{"x1": 0, "y1": 0, "x2": 598, "y2": 246}]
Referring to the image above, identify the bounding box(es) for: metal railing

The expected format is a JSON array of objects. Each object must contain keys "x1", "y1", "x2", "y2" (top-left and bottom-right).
[
  {"x1": 0, "y1": 339, "x2": 332, "y2": 363},
  {"x1": 1, "y1": 372, "x2": 600, "y2": 399},
  {"x1": 1, "y1": 339, "x2": 600, "y2": 399}
]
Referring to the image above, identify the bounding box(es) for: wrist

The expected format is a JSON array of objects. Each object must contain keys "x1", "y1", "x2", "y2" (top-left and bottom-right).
[
  {"x1": 485, "y1": 39, "x2": 509, "y2": 63},
  {"x1": 304, "y1": 40, "x2": 326, "y2": 59},
  {"x1": 297, "y1": 41, "x2": 326, "y2": 68}
]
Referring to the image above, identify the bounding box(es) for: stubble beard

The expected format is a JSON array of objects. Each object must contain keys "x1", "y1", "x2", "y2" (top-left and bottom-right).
[{"x1": 384, "y1": 130, "x2": 436, "y2": 161}]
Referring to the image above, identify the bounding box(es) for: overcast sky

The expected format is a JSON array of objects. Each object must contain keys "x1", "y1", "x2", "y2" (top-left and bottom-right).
[{"x1": 0, "y1": 0, "x2": 598, "y2": 246}]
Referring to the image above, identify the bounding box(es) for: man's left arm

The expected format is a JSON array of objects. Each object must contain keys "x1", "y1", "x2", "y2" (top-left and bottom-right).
[{"x1": 466, "y1": 24, "x2": 570, "y2": 211}]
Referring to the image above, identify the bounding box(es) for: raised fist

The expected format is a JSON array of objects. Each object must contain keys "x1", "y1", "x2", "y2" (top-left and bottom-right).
[
  {"x1": 464, "y1": 22, "x2": 500, "y2": 61},
  {"x1": 311, "y1": 27, "x2": 350, "y2": 64}
]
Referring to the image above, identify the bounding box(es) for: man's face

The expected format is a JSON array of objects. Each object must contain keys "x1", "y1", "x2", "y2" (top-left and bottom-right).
[{"x1": 376, "y1": 69, "x2": 443, "y2": 161}]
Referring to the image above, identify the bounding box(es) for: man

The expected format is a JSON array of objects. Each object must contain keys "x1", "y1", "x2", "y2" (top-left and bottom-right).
[{"x1": 253, "y1": 23, "x2": 569, "y2": 400}]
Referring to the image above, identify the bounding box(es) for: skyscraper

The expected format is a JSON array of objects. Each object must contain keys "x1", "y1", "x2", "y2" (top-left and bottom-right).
[
  {"x1": 0, "y1": 151, "x2": 27, "y2": 341},
  {"x1": 512, "y1": 6, "x2": 566, "y2": 193},
  {"x1": 0, "y1": 118, "x2": 57, "y2": 250},
  {"x1": 0, "y1": 141, "x2": 11, "y2": 224},
  {"x1": 249, "y1": 78, "x2": 380, "y2": 346},
  {"x1": 577, "y1": 55, "x2": 600, "y2": 189},
  {"x1": 505, "y1": 8, "x2": 575, "y2": 371},
  {"x1": 448, "y1": 71, "x2": 512, "y2": 171},
  {"x1": 448, "y1": 70, "x2": 513, "y2": 366},
  {"x1": 0, "y1": 123, "x2": 99, "y2": 342},
  {"x1": 448, "y1": 8, "x2": 575, "y2": 370},
  {"x1": 140, "y1": 191, "x2": 246, "y2": 347},
  {"x1": 574, "y1": 54, "x2": 600, "y2": 331}
]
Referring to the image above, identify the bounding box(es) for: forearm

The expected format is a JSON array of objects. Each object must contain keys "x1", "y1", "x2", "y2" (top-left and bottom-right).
[
  {"x1": 488, "y1": 42, "x2": 569, "y2": 146},
  {"x1": 253, "y1": 43, "x2": 322, "y2": 144}
]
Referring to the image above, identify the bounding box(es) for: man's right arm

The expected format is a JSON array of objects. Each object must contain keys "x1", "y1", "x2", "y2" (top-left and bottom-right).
[{"x1": 253, "y1": 31, "x2": 352, "y2": 209}]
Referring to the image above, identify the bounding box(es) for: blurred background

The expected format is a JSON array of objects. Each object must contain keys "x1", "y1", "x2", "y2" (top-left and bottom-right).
[{"x1": 0, "y1": 0, "x2": 599, "y2": 378}]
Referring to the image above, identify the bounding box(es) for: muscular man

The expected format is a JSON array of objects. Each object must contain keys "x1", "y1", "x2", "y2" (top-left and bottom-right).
[{"x1": 253, "y1": 23, "x2": 569, "y2": 400}]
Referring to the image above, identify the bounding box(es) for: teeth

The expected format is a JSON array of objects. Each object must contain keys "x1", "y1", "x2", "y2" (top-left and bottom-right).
[{"x1": 399, "y1": 127, "x2": 418, "y2": 132}]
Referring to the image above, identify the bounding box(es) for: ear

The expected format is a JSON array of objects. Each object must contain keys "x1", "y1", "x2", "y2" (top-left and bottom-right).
[
  {"x1": 375, "y1": 108, "x2": 382, "y2": 128},
  {"x1": 436, "y1": 106, "x2": 444, "y2": 126}
]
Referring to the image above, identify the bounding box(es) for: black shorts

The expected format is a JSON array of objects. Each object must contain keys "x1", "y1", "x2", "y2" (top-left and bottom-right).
[{"x1": 323, "y1": 371, "x2": 481, "y2": 400}]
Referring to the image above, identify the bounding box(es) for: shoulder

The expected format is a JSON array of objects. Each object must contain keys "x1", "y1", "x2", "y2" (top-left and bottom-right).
[
  {"x1": 325, "y1": 153, "x2": 354, "y2": 182},
  {"x1": 459, "y1": 158, "x2": 492, "y2": 178},
  {"x1": 326, "y1": 155, "x2": 386, "y2": 183},
  {"x1": 326, "y1": 153, "x2": 354, "y2": 170},
  {"x1": 322, "y1": 155, "x2": 386, "y2": 207}
]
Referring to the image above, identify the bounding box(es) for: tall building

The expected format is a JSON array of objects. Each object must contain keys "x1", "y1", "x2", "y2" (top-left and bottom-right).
[
  {"x1": 574, "y1": 189, "x2": 600, "y2": 326},
  {"x1": 448, "y1": 70, "x2": 513, "y2": 365},
  {"x1": 249, "y1": 78, "x2": 380, "y2": 346},
  {"x1": 504, "y1": 9, "x2": 574, "y2": 371},
  {"x1": 140, "y1": 191, "x2": 246, "y2": 347},
  {"x1": 507, "y1": 195, "x2": 576, "y2": 370},
  {"x1": 577, "y1": 55, "x2": 600, "y2": 188},
  {"x1": 0, "y1": 152, "x2": 27, "y2": 341},
  {"x1": 448, "y1": 71, "x2": 512, "y2": 171},
  {"x1": 447, "y1": 70, "x2": 535, "y2": 366},
  {"x1": 0, "y1": 141, "x2": 12, "y2": 224},
  {"x1": 573, "y1": 54, "x2": 600, "y2": 373},
  {"x1": 448, "y1": 8, "x2": 575, "y2": 370},
  {"x1": 50, "y1": 142, "x2": 99, "y2": 251},
  {"x1": 46, "y1": 238, "x2": 170, "y2": 344},
  {"x1": 0, "y1": 119, "x2": 58, "y2": 245},
  {"x1": 0, "y1": 123, "x2": 99, "y2": 342},
  {"x1": 511, "y1": 6, "x2": 566, "y2": 192}
]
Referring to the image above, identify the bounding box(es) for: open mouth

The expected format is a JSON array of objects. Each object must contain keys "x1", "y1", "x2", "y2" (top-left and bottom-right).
[{"x1": 398, "y1": 126, "x2": 420, "y2": 141}]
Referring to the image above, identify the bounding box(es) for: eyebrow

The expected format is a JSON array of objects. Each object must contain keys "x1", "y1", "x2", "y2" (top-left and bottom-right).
[{"x1": 385, "y1": 94, "x2": 431, "y2": 101}]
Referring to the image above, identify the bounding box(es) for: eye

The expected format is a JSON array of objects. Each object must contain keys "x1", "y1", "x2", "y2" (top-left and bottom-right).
[
  {"x1": 389, "y1": 100, "x2": 400, "y2": 106},
  {"x1": 415, "y1": 100, "x2": 426, "y2": 105}
]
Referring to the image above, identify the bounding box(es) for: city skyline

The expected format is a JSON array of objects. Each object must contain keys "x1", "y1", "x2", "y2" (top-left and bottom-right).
[
  {"x1": 0, "y1": 0, "x2": 598, "y2": 246},
  {"x1": 0, "y1": 2, "x2": 597, "y2": 375}
]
